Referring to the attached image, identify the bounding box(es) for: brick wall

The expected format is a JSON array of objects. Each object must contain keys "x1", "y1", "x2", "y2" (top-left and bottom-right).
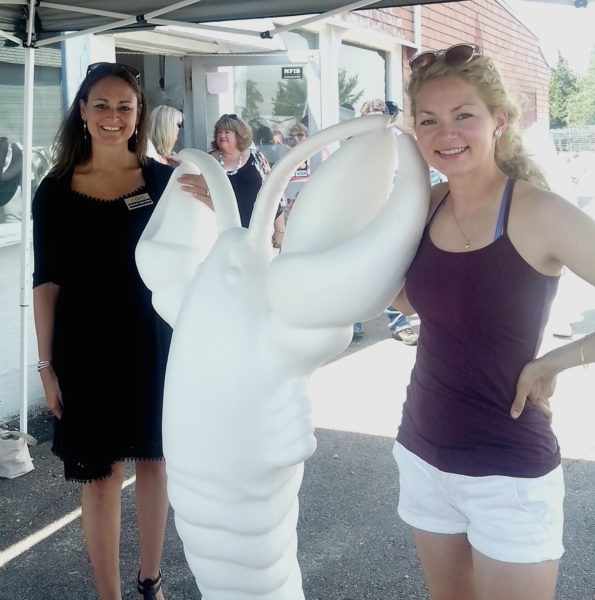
[
  {"x1": 343, "y1": 7, "x2": 414, "y2": 39},
  {"x1": 340, "y1": 0, "x2": 550, "y2": 126},
  {"x1": 415, "y1": 0, "x2": 549, "y2": 126}
]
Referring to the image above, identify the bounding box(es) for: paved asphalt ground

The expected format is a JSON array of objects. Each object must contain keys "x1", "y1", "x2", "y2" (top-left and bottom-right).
[{"x1": 1, "y1": 270, "x2": 595, "y2": 599}]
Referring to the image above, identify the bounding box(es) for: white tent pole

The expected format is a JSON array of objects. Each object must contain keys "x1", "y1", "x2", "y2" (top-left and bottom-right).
[
  {"x1": 147, "y1": 20, "x2": 263, "y2": 36},
  {"x1": 0, "y1": 28, "x2": 22, "y2": 45},
  {"x1": 261, "y1": 0, "x2": 380, "y2": 37},
  {"x1": 142, "y1": 0, "x2": 206, "y2": 19},
  {"x1": 36, "y1": 0, "x2": 204, "y2": 21},
  {"x1": 32, "y1": 2, "x2": 132, "y2": 18},
  {"x1": 37, "y1": 19, "x2": 142, "y2": 46},
  {"x1": 35, "y1": 0, "x2": 206, "y2": 47},
  {"x1": 19, "y1": 3, "x2": 36, "y2": 434}
]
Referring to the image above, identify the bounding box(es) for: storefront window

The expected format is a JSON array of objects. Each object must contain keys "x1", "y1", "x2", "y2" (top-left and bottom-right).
[
  {"x1": 205, "y1": 63, "x2": 310, "y2": 167},
  {"x1": 339, "y1": 43, "x2": 386, "y2": 118}
]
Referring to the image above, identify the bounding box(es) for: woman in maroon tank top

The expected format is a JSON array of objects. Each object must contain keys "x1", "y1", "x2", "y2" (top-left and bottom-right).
[{"x1": 390, "y1": 44, "x2": 595, "y2": 600}]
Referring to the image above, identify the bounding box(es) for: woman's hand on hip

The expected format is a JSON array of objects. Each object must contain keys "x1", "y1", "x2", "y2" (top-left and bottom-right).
[{"x1": 511, "y1": 357, "x2": 556, "y2": 423}]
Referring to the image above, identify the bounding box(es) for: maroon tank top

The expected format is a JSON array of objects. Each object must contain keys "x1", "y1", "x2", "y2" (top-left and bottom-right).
[{"x1": 397, "y1": 180, "x2": 561, "y2": 477}]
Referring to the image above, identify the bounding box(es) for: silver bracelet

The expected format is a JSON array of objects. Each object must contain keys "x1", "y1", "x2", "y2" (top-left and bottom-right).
[{"x1": 37, "y1": 360, "x2": 52, "y2": 372}]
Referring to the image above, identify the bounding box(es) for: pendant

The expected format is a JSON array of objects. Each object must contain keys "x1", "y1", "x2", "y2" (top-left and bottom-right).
[{"x1": 465, "y1": 241, "x2": 470, "y2": 249}]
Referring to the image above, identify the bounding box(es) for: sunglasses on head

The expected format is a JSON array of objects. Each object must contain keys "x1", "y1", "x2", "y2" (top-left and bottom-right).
[
  {"x1": 409, "y1": 43, "x2": 481, "y2": 74},
  {"x1": 86, "y1": 62, "x2": 141, "y2": 82},
  {"x1": 220, "y1": 113, "x2": 238, "y2": 120}
]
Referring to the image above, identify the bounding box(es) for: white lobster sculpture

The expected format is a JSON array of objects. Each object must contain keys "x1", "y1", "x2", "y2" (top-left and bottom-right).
[{"x1": 135, "y1": 116, "x2": 430, "y2": 599}]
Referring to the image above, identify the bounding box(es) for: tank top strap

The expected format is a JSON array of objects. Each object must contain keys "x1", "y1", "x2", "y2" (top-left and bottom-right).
[
  {"x1": 428, "y1": 180, "x2": 515, "y2": 238},
  {"x1": 494, "y1": 178, "x2": 516, "y2": 240},
  {"x1": 427, "y1": 191, "x2": 450, "y2": 228}
]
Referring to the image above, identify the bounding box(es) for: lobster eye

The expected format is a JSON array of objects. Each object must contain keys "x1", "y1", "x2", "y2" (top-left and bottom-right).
[{"x1": 225, "y1": 265, "x2": 242, "y2": 284}]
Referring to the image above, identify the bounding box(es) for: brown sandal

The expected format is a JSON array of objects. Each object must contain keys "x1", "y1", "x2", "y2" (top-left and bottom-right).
[{"x1": 137, "y1": 570, "x2": 162, "y2": 599}]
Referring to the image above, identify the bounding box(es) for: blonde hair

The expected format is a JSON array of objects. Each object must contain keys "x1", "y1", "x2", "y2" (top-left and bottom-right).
[
  {"x1": 211, "y1": 114, "x2": 253, "y2": 152},
  {"x1": 288, "y1": 122, "x2": 308, "y2": 137},
  {"x1": 360, "y1": 99, "x2": 387, "y2": 116},
  {"x1": 149, "y1": 105, "x2": 183, "y2": 159},
  {"x1": 407, "y1": 55, "x2": 549, "y2": 189}
]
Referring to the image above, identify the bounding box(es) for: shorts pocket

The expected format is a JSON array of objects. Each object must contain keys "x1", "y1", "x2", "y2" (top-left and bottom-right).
[{"x1": 512, "y1": 467, "x2": 564, "y2": 525}]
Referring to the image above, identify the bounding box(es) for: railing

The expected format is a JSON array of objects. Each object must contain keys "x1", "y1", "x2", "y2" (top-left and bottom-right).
[{"x1": 550, "y1": 126, "x2": 595, "y2": 152}]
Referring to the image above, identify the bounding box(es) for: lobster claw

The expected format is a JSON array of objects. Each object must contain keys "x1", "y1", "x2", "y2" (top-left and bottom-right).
[
  {"x1": 266, "y1": 129, "x2": 430, "y2": 328},
  {"x1": 135, "y1": 149, "x2": 239, "y2": 327}
]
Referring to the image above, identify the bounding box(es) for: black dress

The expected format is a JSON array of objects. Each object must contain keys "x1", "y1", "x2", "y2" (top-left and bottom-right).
[
  {"x1": 32, "y1": 159, "x2": 173, "y2": 482},
  {"x1": 226, "y1": 150, "x2": 268, "y2": 227}
]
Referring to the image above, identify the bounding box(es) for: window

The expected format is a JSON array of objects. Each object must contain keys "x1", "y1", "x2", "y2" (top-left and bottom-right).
[{"x1": 339, "y1": 43, "x2": 386, "y2": 118}]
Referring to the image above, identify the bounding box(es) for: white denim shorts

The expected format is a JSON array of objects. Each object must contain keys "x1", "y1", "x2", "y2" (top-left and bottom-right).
[{"x1": 393, "y1": 442, "x2": 565, "y2": 563}]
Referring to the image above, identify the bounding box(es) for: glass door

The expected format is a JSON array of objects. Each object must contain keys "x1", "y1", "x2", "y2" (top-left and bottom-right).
[{"x1": 189, "y1": 51, "x2": 321, "y2": 169}]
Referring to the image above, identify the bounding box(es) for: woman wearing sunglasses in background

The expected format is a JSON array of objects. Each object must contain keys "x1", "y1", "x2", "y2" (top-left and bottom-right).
[
  {"x1": 391, "y1": 44, "x2": 595, "y2": 600},
  {"x1": 32, "y1": 62, "x2": 187, "y2": 600},
  {"x1": 147, "y1": 104, "x2": 184, "y2": 167}
]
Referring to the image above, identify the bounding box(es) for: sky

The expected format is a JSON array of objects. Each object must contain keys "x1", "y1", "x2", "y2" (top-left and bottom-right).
[{"x1": 507, "y1": 0, "x2": 595, "y2": 74}]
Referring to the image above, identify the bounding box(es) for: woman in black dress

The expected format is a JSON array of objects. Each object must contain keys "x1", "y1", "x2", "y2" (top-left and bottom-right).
[
  {"x1": 182, "y1": 114, "x2": 285, "y2": 247},
  {"x1": 33, "y1": 62, "x2": 174, "y2": 600}
]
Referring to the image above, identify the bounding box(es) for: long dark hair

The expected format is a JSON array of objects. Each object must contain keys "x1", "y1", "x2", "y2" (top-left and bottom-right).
[{"x1": 50, "y1": 63, "x2": 149, "y2": 178}]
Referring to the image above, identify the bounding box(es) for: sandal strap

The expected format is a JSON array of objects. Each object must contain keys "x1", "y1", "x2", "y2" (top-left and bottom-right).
[{"x1": 137, "y1": 569, "x2": 162, "y2": 598}]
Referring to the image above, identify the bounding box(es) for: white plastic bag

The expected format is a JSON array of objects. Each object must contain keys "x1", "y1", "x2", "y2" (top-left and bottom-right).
[{"x1": 0, "y1": 429, "x2": 37, "y2": 479}]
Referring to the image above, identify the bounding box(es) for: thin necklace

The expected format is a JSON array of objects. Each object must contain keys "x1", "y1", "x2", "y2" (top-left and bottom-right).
[
  {"x1": 448, "y1": 193, "x2": 471, "y2": 249},
  {"x1": 218, "y1": 151, "x2": 243, "y2": 176}
]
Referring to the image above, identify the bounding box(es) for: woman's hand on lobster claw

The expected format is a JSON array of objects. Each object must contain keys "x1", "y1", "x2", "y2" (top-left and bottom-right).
[{"x1": 177, "y1": 173, "x2": 214, "y2": 210}]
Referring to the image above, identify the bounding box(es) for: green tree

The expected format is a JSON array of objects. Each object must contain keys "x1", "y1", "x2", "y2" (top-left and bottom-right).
[
  {"x1": 242, "y1": 79, "x2": 264, "y2": 124},
  {"x1": 338, "y1": 68, "x2": 363, "y2": 107},
  {"x1": 549, "y1": 52, "x2": 577, "y2": 129},
  {"x1": 566, "y1": 51, "x2": 595, "y2": 126},
  {"x1": 272, "y1": 79, "x2": 307, "y2": 120},
  {"x1": 272, "y1": 68, "x2": 364, "y2": 120}
]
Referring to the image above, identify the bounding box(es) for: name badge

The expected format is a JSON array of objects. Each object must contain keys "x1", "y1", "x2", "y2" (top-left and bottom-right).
[{"x1": 124, "y1": 192, "x2": 153, "y2": 210}]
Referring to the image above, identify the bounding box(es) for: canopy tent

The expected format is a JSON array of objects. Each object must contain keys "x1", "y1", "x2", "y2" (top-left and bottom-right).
[
  {"x1": 0, "y1": 0, "x2": 584, "y2": 45},
  {"x1": 0, "y1": 0, "x2": 451, "y2": 45}
]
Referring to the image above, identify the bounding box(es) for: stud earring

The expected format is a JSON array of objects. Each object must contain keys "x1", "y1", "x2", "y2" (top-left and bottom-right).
[{"x1": 493, "y1": 129, "x2": 502, "y2": 139}]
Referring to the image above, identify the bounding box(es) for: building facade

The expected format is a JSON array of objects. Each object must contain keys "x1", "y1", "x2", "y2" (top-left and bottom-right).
[{"x1": 341, "y1": 0, "x2": 549, "y2": 126}]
